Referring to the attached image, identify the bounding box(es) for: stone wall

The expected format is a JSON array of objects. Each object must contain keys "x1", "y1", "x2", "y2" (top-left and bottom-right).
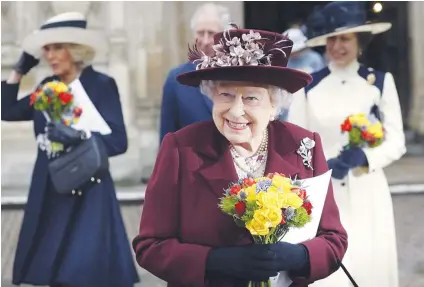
[
  {"x1": 1, "y1": 1, "x2": 243, "y2": 191},
  {"x1": 2, "y1": 1, "x2": 422, "y2": 192},
  {"x1": 408, "y1": 2, "x2": 424, "y2": 135}
]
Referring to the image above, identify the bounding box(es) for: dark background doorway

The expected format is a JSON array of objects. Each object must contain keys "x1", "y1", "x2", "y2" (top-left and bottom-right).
[{"x1": 244, "y1": 1, "x2": 411, "y2": 127}]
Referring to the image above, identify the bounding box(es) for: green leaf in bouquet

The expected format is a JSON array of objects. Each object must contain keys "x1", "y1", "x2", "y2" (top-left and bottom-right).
[
  {"x1": 219, "y1": 196, "x2": 239, "y2": 215},
  {"x1": 348, "y1": 128, "x2": 362, "y2": 146},
  {"x1": 240, "y1": 201, "x2": 257, "y2": 222},
  {"x1": 33, "y1": 101, "x2": 46, "y2": 111},
  {"x1": 287, "y1": 207, "x2": 311, "y2": 228}
]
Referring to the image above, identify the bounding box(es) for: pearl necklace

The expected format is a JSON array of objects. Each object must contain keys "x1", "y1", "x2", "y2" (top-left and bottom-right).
[{"x1": 230, "y1": 129, "x2": 269, "y2": 177}]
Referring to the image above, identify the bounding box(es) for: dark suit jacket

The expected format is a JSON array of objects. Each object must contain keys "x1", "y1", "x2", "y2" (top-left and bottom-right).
[
  {"x1": 160, "y1": 61, "x2": 213, "y2": 143},
  {"x1": 133, "y1": 120, "x2": 348, "y2": 287}
]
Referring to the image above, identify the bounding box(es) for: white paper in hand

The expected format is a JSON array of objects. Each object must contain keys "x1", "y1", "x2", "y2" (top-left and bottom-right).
[
  {"x1": 69, "y1": 79, "x2": 112, "y2": 135},
  {"x1": 271, "y1": 170, "x2": 333, "y2": 287}
]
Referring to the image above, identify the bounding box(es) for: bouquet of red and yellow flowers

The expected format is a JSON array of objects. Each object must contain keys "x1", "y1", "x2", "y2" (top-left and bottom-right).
[
  {"x1": 340, "y1": 113, "x2": 384, "y2": 149},
  {"x1": 219, "y1": 173, "x2": 313, "y2": 287},
  {"x1": 340, "y1": 113, "x2": 384, "y2": 176},
  {"x1": 30, "y1": 80, "x2": 83, "y2": 152}
]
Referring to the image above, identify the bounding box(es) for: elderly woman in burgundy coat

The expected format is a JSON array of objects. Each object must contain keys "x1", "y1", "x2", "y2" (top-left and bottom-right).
[{"x1": 133, "y1": 26, "x2": 348, "y2": 287}]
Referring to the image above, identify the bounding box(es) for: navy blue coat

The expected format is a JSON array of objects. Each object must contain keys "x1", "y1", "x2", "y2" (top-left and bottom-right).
[
  {"x1": 160, "y1": 61, "x2": 213, "y2": 143},
  {"x1": 2, "y1": 66, "x2": 139, "y2": 287}
]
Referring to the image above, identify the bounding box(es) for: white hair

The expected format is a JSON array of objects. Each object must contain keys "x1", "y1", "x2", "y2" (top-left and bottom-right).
[
  {"x1": 66, "y1": 44, "x2": 95, "y2": 68},
  {"x1": 199, "y1": 80, "x2": 294, "y2": 119},
  {"x1": 190, "y1": 3, "x2": 232, "y2": 32}
]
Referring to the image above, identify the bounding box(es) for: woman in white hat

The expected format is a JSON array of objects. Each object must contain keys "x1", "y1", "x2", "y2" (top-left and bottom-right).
[
  {"x1": 288, "y1": 2, "x2": 405, "y2": 287},
  {"x1": 1, "y1": 12, "x2": 139, "y2": 287}
]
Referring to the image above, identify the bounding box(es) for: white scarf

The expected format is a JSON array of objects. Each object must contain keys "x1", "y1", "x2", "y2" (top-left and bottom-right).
[{"x1": 68, "y1": 78, "x2": 111, "y2": 135}]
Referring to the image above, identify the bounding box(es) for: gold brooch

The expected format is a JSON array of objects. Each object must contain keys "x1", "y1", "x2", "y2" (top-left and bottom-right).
[{"x1": 367, "y1": 73, "x2": 376, "y2": 85}]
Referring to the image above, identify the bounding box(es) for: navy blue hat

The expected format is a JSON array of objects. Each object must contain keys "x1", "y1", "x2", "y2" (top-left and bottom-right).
[
  {"x1": 22, "y1": 12, "x2": 106, "y2": 57},
  {"x1": 305, "y1": 1, "x2": 391, "y2": 47}
]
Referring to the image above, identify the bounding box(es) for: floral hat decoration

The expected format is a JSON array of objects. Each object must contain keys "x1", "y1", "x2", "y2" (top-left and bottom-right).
[{"x1": 177, "y1": 24, "x2": 313, "y2": 94}]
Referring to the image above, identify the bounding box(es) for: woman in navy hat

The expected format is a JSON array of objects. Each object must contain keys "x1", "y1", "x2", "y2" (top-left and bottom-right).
[
  {"x1": 288, "y1": 2, "x2": 405, "y2": 287},
  {"x1": 133, "y1": 25, "x2": 348, "y2": 286},
  {"x1": 1, "y1": 12, "x2": 139, "y2": 287}
]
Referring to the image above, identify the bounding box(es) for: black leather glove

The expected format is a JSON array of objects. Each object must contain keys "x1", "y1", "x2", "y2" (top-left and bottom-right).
[
  {"x1": 46, "y1": 122, "x2": 86, "y2": 146},
  {"x1": 13, "y1": 52, "x2": 40, "y2": 75},
  {"x1": 268, "y1": 242, "x2": 309, "y2": 274},
  {"x1": 205, "y1": 244, "x2": 279, "y2": 281},
  {"x1": 327, "y1": 158, "x2": 350, "y2": 180}
]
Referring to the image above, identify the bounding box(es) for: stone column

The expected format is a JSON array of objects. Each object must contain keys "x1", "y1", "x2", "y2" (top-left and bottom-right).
[
  {"x1": 103, "y1": 1, "x2": 144, "y2": 184},
  {"x1": 1, "y1": 1, "x2": 42, "y2": 191},
  {"x1": 408, "y1": 2, "x2": 424, "y2": 135}
]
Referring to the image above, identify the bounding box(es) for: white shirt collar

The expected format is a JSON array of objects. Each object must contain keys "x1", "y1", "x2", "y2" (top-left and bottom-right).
[{"x1": 328, "y1": 60, "x2": 360, "y2": 79}]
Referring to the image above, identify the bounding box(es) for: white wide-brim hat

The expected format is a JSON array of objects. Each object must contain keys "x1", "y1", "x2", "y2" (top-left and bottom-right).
[
  {"x1": 306, "y1": 22, "x2": 392, "y2": 47},
  {"x1": 283, "y1": 28, "x2": 308, "y2": 53},
  {"x1": 22, "y1": 12, "x2": 107, "y2": 57}
]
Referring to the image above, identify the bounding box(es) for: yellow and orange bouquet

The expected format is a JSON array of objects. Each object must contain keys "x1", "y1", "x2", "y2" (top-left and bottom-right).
[
  {"x1": 340, "y1": 113, "x2": 384, "y2": 149},
  {"x1": 219, "y1": 173, "x2": 313, "y2": 287},
  {"x1": 30, "y1": 81, "x2": 83, "y2": 152}
]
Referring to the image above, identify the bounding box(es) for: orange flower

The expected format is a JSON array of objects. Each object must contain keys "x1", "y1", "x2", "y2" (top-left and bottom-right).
[
  {"x1": 230, "y1": 185, "x2": 241, "y2": 195},
  {"x1": 243, "y1": 178, "x2": 256, "y2": 187}
]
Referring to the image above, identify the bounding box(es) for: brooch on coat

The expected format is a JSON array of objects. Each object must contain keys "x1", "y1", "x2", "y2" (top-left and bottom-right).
[{"x1": 297, "y1": 137, "x2": 315, "y2": 170}]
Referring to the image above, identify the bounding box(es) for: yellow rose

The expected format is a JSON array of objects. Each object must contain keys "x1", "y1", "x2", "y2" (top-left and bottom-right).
[
  {"x1": 350, "y1": 114, "x2": 371, "y2": 128},
  {"x1": 257, "y1": 191, "x2": 282, "y2": 209},
  {"x1": 56, "y1": 82, "x2": 69, "y2": 93},
  {"x1": 45, "y1": 82, "x2": 58, "y2": 90},
  {"x1": 272, "y1": 175, "x2": 292, "y2": 192},
  {"x1": 369, "y1": 123, "x2": 384, "y2": 139},
  {"x1": 267, "y1": 207, "x2": 283, "y2": 227},
  {"x1": 246, "y1": 218, "x2": 270, "y2": 236},
  {"x1": 245, "y1": 185, "x2": 257, "y2": 202},
  {"x1": 253, "y1": 208, "x2": 271, "y2": 224},
  {"x1": 280, "y1": 193, "x2": 303, "y2": 209}
]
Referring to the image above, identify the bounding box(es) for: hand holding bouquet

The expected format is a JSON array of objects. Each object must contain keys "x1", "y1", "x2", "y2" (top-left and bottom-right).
[
  {"x1": 30, "y1": 81, "x2": 83, "y2": 153},
  {"x1": 339, "y1": 113, "x2": 384, "y2": 176},
  {"x1": 219, "y1": 173, "x2": 313, "y2": 287}
]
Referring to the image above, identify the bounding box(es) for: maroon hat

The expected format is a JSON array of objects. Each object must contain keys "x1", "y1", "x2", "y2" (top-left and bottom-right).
[{"x1": 177, "y1": 26, "x2": 312, "y2": 93}]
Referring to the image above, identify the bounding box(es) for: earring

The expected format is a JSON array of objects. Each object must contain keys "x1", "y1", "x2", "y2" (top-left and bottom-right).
[{"x1": 270, "y1": 116, "x2": 275, "y2": 121}]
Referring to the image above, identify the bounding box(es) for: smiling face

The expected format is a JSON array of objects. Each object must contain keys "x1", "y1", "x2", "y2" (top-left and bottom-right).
[
  {"x1": 326, "y1": 33, "x2": 359, "y2": 68},
  {"x1": 211, "y1": 81, "x2": 276, "y2": 146}
]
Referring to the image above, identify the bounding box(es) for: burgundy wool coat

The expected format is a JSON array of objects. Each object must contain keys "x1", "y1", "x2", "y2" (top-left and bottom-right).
[{"x1": 133, "y1": 120, "x2": 348, "y2": 287}]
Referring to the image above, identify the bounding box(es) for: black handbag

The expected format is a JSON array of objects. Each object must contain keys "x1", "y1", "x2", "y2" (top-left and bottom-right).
[{"x1": 48, "y1": 135, "x2": 109, "y2": 195}]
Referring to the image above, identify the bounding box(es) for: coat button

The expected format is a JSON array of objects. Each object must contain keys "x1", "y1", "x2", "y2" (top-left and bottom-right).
[
  {"x1": 78, "y1": 191, "x2": 83, "y2": 196},
  {"x1": 97, "y1": 178, "x2": 101, "y2": 183},
  {"x1": 72, "y1": 190, "x2": 76, "y2": 195},
  {"x1": 341, "y1": 182, "x2": 346, "y2": 187},
  {"x1": 91, "y1": 177, "x2": 95, "y2": 182}
]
